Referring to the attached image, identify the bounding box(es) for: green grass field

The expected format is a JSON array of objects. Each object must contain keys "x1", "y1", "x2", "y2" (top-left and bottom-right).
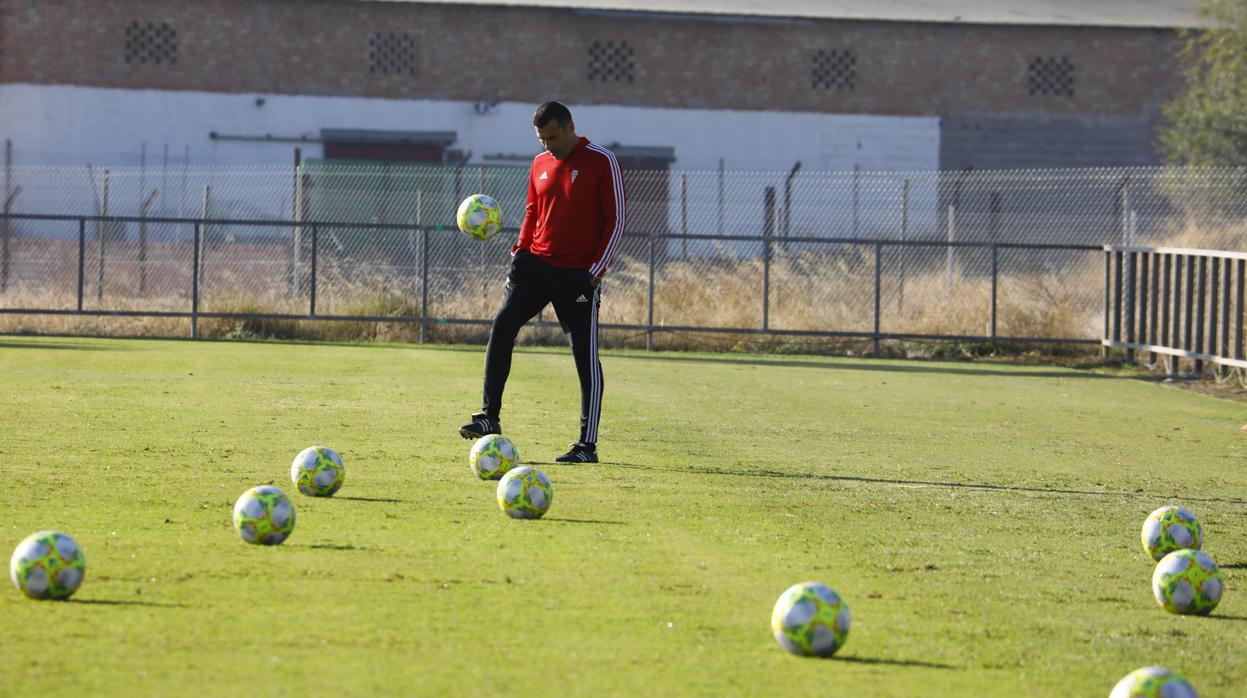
[{"x1": 2, "y1": 335, "x2": 1245, "y2": 696}]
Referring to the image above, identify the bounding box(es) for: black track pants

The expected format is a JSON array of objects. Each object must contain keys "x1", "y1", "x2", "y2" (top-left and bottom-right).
[{"x1": 481, "y1": 251, "x2": 603, "y2": 445}]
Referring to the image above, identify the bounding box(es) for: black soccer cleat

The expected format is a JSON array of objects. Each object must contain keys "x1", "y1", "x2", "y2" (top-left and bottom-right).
[
  {"x1": 459, "y1": 413, "x2": 500, "y2": 440},
  {"x1": 554, "y1": 442, "x2": 598, "y2": 463}
]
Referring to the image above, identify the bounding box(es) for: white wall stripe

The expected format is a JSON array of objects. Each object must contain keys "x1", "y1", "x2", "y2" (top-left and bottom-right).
[{"x1": 0, "y1": 86, "x2": 940, "y2": 173}]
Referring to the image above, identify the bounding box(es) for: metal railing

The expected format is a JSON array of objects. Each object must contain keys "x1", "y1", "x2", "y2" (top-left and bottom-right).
[
  {"x1": 0, "y1": 212, "x2": 1103, "y2": 352},
  {"x1": 1104, "y1": 244, "x2": 1247, "y2": 377}
]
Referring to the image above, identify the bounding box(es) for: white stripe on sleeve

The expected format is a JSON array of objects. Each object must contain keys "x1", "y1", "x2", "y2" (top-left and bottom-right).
[{"x1": 586, "y1": 144, "x2": 625, "y2": 278}]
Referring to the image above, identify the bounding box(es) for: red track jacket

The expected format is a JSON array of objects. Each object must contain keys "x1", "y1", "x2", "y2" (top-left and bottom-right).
[{"x1": 514, "y1": 137, "x2": 626, "y2": 278}]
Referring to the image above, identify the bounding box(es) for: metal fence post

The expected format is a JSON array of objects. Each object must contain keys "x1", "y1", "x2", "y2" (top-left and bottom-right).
[
  {"x1": 1, "y1": 185, "x2": 20, "y2": 294},
  {"x1": 1125, "y1": 251, "x2": 1136, "y2": 363},
  {"x1": 420, "y1": 225, "x2": 429, "y2": 344},
  {"x1": 310, "y1": 223, "x2": 318, "y2": 316},
  {"x1": 1102, "y1": 249, "x2": 1110, "y2": 357},
  {"x1": 77, "y1": 218, "x2": 86, "y2": 311},
  {"x1": 873, "y1": 241, "x2": 882, "y2": 357},
  {"x1": 762, "y1": 187, "x2": 774, "y2": 331},
  {"x1": 192, "y1": 222, "x2": 201, "y2": 339},
  {"x1": 1138, "y1": 252, "x2": 1149, "y2": 357},
  {"x1": 990, "y1": 244, "x2": 998, "y2": 340},
  {"x1": 647, "y1": 231, "x2": 656, "y2": 351}
]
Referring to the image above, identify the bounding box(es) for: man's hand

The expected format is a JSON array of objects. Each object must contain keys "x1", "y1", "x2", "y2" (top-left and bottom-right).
[{"x1": 588, "y1": 273, "x2": 602, "y2": 289}]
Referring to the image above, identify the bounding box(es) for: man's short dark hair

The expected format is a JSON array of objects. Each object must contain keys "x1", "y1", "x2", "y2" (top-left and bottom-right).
[{"x1": 533, "y1": 101, "x2": 573, "y2": 128}]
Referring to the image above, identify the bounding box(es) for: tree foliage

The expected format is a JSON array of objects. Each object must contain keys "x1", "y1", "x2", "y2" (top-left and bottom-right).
[{"x1": 1161, "y1": 0, "x2": 1247, "y2": 166}]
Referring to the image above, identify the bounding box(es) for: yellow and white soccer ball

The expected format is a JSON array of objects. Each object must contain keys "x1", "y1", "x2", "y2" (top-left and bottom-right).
[
  {"x1": 497, "y1": 466, "x2": 553, "y2": 519},
  {"x1": 10, "y1": 531, "x2": 86, "y2": 600},
  {"x1": 1109, "y1": 666, "x2": 1198, "y2": 698},
  {"x1": 1152, "y1": 549, "x2": 1223, "y2": 615},
  {"x1": 455, "y1": 194, "x2": 503, "y2": 241},
  {"x1": 233, "y1": 486, "x2": 296, "y2": 545},
  {"x1": 291, "y1": 445, "x2": 346, "y2": 497},
  {"x1": 469, "y1": 434, "x2": 519, "y2": 480},
  {"x1": 1141, "y1": 505, "x2": 1202, "y2": 561},
  {"x1": 771, "y1": 581, "x2": 851, "y2": 657}
]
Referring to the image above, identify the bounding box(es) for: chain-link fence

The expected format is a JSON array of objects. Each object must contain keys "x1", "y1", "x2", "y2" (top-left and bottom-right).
[{"x1": 2, "y1": 164, "x2": 1246, "y2": 351}]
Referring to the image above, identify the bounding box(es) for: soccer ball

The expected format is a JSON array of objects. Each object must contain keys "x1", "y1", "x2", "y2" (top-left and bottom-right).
[
  {"x1": 1109, "y1": 667, "x2": 1198, "y2": 698},
  {"x1": 456, "y1": 194, "x2": 503, "y2": 241},
  {"x1": 496, "y1": 466, "x2": 553, "y2": 519},
  {"x1": 1153, "y1": 549, "x2": 1223, "y2": 615},
  {"x1": 470, "y1": 434, "x2": 519, "y2": 480},
  {"x1": 291, "y1": 446, "x2": 346, "y2": 497},
  {"x1": 10, "y1": 531, "x2": 86, "y2": 600},
  {"x1": 233, "y1": 486, "x2": 296, "y2": 545},
  {"x1": 771, "y1": 581, "x2": 851, "y2": 657},
  {"x1": 1141, "y1": 506, "x2": 1202, "y2": 561}
]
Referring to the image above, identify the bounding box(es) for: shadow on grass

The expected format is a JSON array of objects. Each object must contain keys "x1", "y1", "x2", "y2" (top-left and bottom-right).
[
  {"x1": 333, "y1": 496, "x2": 405, "y2": 503},
  {"x1": 71, "y1": 598, "x2": 186, "y2": 608},
  {"x1": 609, "y1": 462, "x2": 1247, "y2": 505},
  {"x1": 1204, "y1": 614, "x2": 1247, "y2": 622},
  {"x1": 516, "y1": 348, "x2": 1109, "y2": 381},
  {"x1": 300, "y1": 543, "x2": 376, "y2": 552},
  {"x1": 0, "y1": 340, "x2": 120, "y2": 351},
  {"x1": 542, "y1": 517, "x2": 627, "y2": 525},
  {"x1": 1218, "y1": 562, "x2": 1247, "y2": 569},
  {"x1": 835, "y1": 655, "x2": 956, "y2": 670}
]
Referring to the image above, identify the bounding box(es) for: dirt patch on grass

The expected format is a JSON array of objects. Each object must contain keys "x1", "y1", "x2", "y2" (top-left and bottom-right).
[{"x1": 1161, "y1": 377, "x2": 1247, "y2": 404}]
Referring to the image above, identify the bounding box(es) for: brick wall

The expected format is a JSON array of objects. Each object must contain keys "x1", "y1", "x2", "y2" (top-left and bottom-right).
[{"x1": 0, "y1": 0, "x2": 1183, "y2": 118}]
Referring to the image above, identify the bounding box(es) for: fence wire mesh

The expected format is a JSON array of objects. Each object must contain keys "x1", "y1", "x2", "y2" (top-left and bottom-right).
[{"x1": 3, "y1": 163, "x2": 1247, "y2": 348}]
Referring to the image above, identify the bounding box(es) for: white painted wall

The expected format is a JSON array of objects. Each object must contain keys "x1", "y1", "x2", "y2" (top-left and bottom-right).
[
  {"x1": 0, "y1": 84, "x2": 938, "y2": 172},
  {"x1": 0, "y1": 84, "x2": 941, "y2": 242}
]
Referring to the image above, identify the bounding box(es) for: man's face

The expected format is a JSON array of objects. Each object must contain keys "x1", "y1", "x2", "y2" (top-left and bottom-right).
[{"x1": 535, "y1": 120, "x2": 576, "y2": 160}]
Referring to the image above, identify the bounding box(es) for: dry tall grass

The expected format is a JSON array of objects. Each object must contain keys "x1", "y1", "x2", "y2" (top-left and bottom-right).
[{"x1": 0, "y1": 248, "x2": 1107, "y2": 356}]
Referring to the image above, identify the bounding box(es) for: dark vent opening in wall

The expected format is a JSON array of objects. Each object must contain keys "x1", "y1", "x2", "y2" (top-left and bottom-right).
[
  {"x1": 812, "y1": 49, "x2": 856, "y2": 90},
  {"x1": 369, "y1": 32, "x2": 418, "y2": 76},
  {"x1": 588, "y1": 40, "x2": 635, "y2": 83},
  {"x1": 124, "y1": 21, "x2": 178, "y2": 65},
  {"x1": 1028, "y1": 56, "x2": 1075, "y2": 97}
]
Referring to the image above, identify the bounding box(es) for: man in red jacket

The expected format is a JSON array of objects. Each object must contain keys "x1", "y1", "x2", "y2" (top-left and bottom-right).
[{"x1": 460, "y1": 101, "x2": 626, "y2": 463}]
